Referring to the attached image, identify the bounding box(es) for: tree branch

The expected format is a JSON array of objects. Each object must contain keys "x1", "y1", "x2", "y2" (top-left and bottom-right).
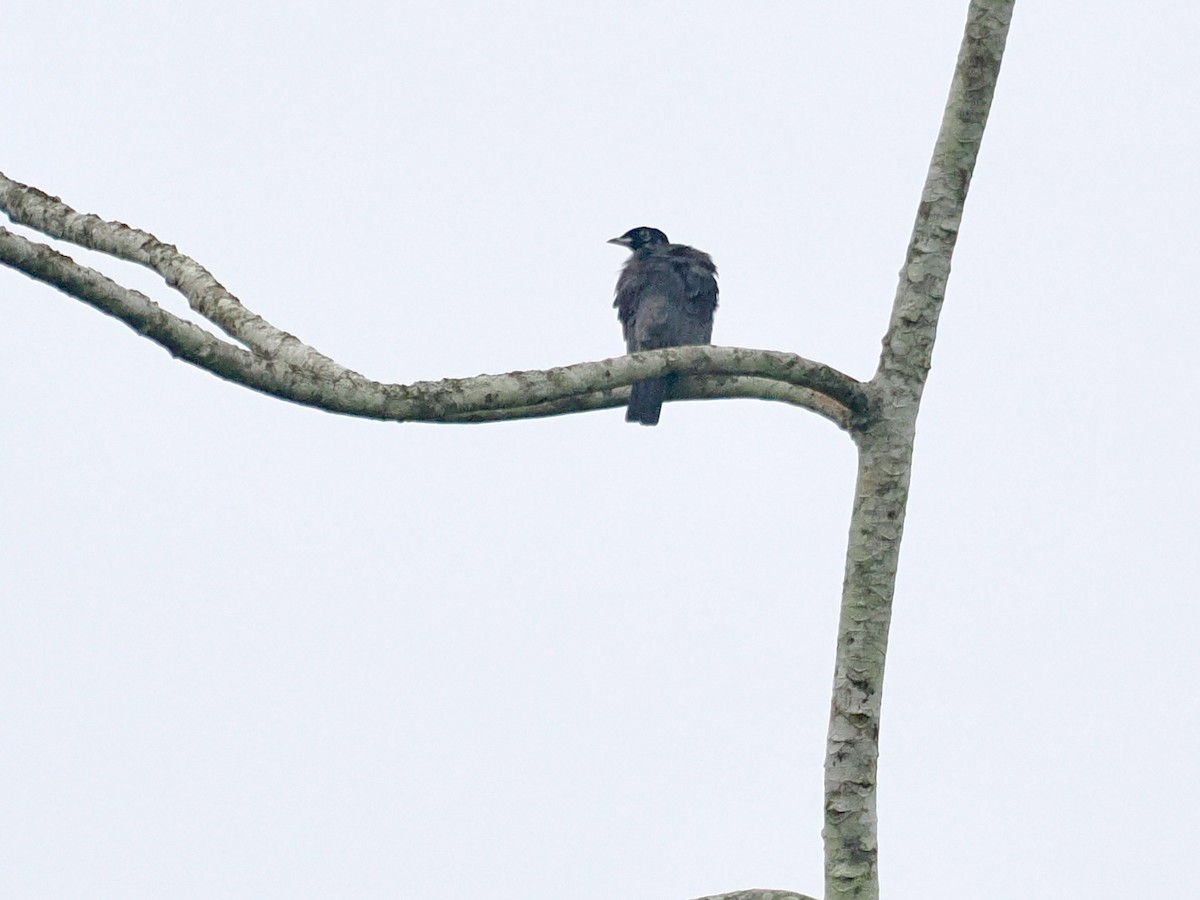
[
  {"x1": 0, "y1": 171, "x2": 363, "y2": 384},
  {"x1": 693, "y1": 891, "x2": 815, "y2": 900},
  {"x1": 0, "y1": 224, "x2": 866, "y2": 426},
  {"x1": 823, "y1": 3, "x2": 1014, "y2": 900},
  {"x1": 447, "y1": 376, "x2": 854, "y2": 430},
  {"x1": 875, "y1": 0, "x2": 1013, "y2": 398}
]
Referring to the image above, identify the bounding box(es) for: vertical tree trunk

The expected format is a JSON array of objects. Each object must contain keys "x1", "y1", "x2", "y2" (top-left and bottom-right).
[{"x1": 822, "y1": 2, "x2": 1014, "y2": 897}]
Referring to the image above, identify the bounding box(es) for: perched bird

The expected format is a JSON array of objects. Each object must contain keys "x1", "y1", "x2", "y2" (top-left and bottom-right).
[{"x1": 608, "y1": 227, "x2": 719, "y2": 425}]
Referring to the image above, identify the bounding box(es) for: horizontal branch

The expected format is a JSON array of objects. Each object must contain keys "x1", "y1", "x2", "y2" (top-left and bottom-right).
[
  {"x1": 446, "y1": 376, "x2": 853, "y2": 430},
  {"x1": 1, "y1": 225, "x2": 867, "y2": 429},
  {"x1": 693, "y1": 891, "x2": 815, "y2": 900}
]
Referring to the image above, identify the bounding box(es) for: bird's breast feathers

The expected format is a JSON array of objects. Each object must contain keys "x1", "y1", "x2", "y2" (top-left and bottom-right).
[{"x1": 613, "y1": 248, "x2": 717, "y2": 313}]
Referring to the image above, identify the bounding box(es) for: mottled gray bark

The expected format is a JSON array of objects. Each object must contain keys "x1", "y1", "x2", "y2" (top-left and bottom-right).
[
  {"x1": 822, "y1": 3, "x2": 1013, "y2": 899},
  {"x1": 0, "y1": 2, "x2": 1013, "y2": 897},
  {"x1": 0, "y1": 180, "x2": 864, "y2": 428},
  {"x1": 695, "y1": 891, "x2": 815, "y2": 900}
]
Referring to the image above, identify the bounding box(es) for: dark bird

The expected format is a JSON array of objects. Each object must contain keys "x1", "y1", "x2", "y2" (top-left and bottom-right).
[{"x1": 608, "y1": 227, "x2": 719, "y2": 426}]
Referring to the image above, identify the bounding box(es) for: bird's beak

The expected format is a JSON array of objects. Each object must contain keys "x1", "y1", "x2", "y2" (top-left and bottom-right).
[{"x1": 607, "y1": 236, "x2": 631, "y2": 247}]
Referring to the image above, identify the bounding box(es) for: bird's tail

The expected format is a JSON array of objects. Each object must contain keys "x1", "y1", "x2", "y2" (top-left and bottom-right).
[{"x1": 626, "y1": 377, "x2": 666, "y2": 426}]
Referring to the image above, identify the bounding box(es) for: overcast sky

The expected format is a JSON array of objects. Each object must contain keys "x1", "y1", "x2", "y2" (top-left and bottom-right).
[{"x1": 3, "y1": 3, "x2": 1198, "y2": 898}]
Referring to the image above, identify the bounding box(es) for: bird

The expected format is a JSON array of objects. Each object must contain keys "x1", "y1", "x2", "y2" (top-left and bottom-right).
[{"x1": 608, "y1": 226, "x2": 719, "y2": 425}]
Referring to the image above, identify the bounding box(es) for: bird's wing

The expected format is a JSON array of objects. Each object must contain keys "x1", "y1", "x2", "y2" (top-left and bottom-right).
[
  {"x1": 670, "y1": 248, "x2": 719, "y2": 344},
  {"x1": 674, "y1": 248, "x2": 718, "y2": 309}
]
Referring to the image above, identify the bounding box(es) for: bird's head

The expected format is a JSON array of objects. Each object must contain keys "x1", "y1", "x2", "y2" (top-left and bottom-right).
[{"x1": 607, "y1": 227, "x2": 669, "y2": 251}]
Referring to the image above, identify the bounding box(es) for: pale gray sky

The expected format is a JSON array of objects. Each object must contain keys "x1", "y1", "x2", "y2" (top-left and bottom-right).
[{"x1": 3, "y1": 3, "x2": 1198, "y2": 898}]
